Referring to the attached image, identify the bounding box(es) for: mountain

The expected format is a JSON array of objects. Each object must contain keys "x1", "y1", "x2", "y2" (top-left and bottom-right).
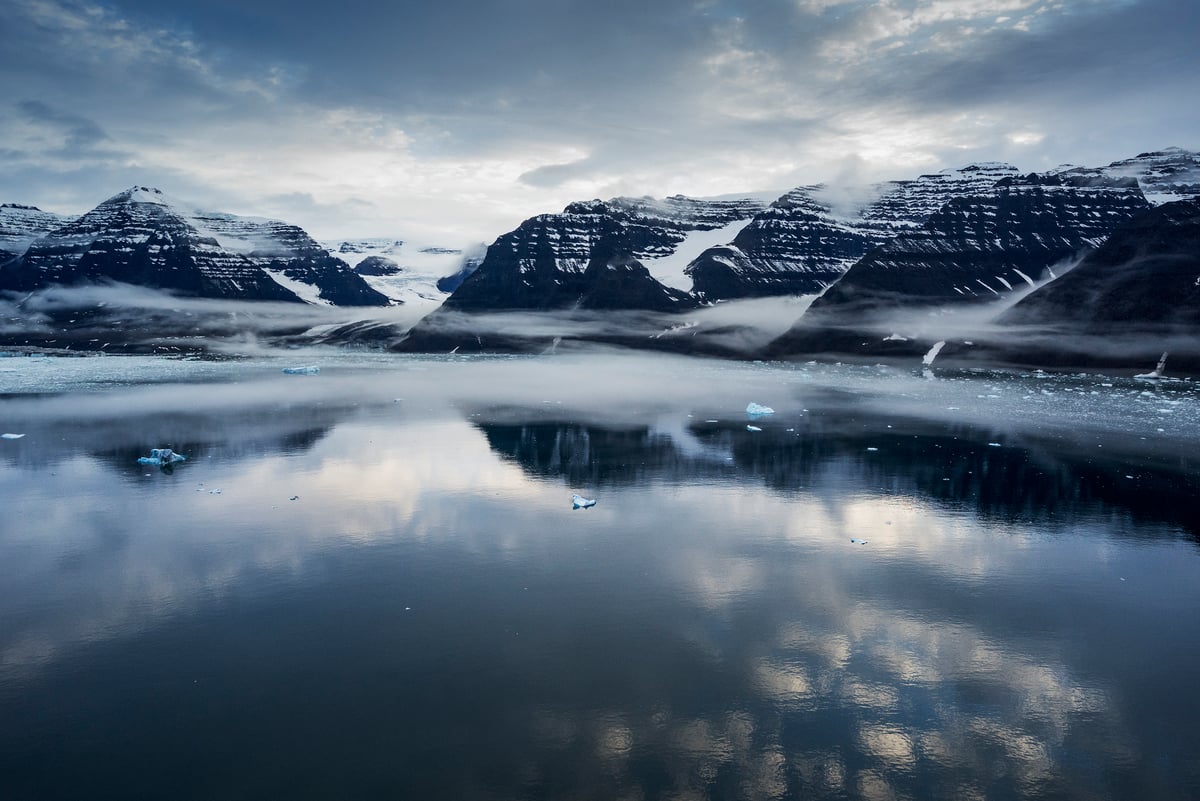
[
  {"x1": 0, "y1": 187, "x2": 388, "y2": 306},
  {"x1": 1054, "y1": 147, "x2": 1200, "y2": 207},
  {"x1": 0, "y1": 203, "x2": 73, "y2": 265},
  {"x1": 767, "y1": 172, "x2": 1153, "y2": 357},
  {"x1": 440, "y1": 194, "x2": 767, "y2": 312},
  {"x1": 1001, "y1": 197, "x2": 1200, "y2": 329},
  {"x1": 686, "y1": 163, "x2": 1020, "y2": 300}
]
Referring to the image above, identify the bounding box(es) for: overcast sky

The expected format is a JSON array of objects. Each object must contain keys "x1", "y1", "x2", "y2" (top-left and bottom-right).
[{"x1": 0, "y1": 0, "x2": 1196, "y2": 244}]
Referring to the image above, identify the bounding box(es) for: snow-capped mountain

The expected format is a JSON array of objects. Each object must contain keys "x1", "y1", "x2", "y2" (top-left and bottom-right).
[
  {"x1": 0, "y1": 187, "x2": 388, "y2": 306},
  {"x1": 320, "y1": 237, "x2": 485, "y2": 307},
  {"x1": 1053, "y1": 147, "x2": 1200, "y2": 207},
  {"x1": 0, "y1": 203, "x2": 74, "y2": 265},
  {"x1": 1001, "y1": 197, "x2": 1200, "y2": 329},
  {"x1": 766, "y1": 172, "x2": 1152, "y2": 357},
  {"x1": 686, "y1": 163, "x2": 1020, "y2": 299},
  {"x1": 440, "y1": 194, "x2": 767, "y2": 311}
]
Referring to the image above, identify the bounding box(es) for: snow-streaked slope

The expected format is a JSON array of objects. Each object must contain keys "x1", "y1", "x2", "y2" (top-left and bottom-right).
[
  {"x1": 441, "y1": 194, "x2": 768, "y2": 311},
  {"x1": 1, "y1": 187, "x2": 387, "y2": 306},
  {"x1": 0, "y1": 204, "x2": 74, "y2": 262},
  {"x1": 687, "y1": 163, "x2": 1021, "y2": 299},
  {"x1": 1055, "y1": 148, "x2": 1200, "y2": 207}
]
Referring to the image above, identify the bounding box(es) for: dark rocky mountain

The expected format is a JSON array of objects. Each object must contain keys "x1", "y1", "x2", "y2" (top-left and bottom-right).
[
  {"x1": 0, "y1": 203, "x2": 73, "y2": 266},
  {"x1": 0, "y1": 187, "x2": 388, "y2": 306},
  {"x1": 577, "y1": 246, "x2": 696, "y2": 312},
  {"x1": 767, "y1": 172, "x2": 1153, "y2": 358},
  {"x1": 1001, "y1": 198, "x2": 1200, "y2": 330},
  {"x1": 687, "y1": 163, "x2": 1020, "y2": 300},
  {"x1": 441, "y1": 194, "x2": 766, "y2": 312},
  {"x1": 1054, "y1": 147, "x2": 1200, "y2": 207},
  {"x1": 353, "y1": 255, "x2": 402, "y2": 276},
  {"x1": 435, "y1": 256, "x2": 483, "y2": 293}
]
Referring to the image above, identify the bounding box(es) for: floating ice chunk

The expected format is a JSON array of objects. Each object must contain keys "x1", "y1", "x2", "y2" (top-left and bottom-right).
[
  {"x1": 850, "y1": 538, "x2": 868, "y2": 545},
  {"x1": 137, "y1": 448, "x2": 186, "y2": 466},
  {"x1": 282, "y1": 365, "x2": 320, "y2": 375},
  {"x1": 866, "y1": 447, "x2": 879, "y2": 452},
  {"x1": 572, "y1": 494, "x2": 596, "y2": 510},
  {"x1": 746, "y1": 425, "x2": 762, "y2": 432},
  {"x1": 209, "y1": 489, "x2": 222, "y2": 495},
  {"x1": 988, "y1": 442, "x2": 1002, "y2": 447},
  {"x1": 1, "y1": 433, "x2": 24, "y2": 440},
  {"x1": 746, "y1": 402, "x2": 775, "y2": 418}
]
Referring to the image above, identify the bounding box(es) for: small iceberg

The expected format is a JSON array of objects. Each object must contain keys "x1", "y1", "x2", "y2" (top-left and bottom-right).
[
  {"x1": 1135, "y1": 352, "x2": 1169, "y2": 381},
  {"x1": 572, "y1": 494, "x2": 596, "y2": 510},
  {"x1": 282, "y1": 365, "x2": 320, "y2": 375},
  {"x1": 747, "y1": 425, "x2": 762, "y2": 432},
  {"x1": 850, "y1": 538, "x2": 868, "y2": 545},
  {"x1": 137, "y1": 447, "x2": 186, "y2": 466},
  {"x1": 1, "y1": 433, "x2": 25, "y2": 440},
  {"x1": 746, "y1": 402, "x2": 775, "y2": 418}
]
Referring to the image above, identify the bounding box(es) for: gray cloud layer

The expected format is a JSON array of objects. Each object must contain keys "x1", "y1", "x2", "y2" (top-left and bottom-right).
[{"x1": 0, "y1": 0, "x2": 1195, "y2": 242}]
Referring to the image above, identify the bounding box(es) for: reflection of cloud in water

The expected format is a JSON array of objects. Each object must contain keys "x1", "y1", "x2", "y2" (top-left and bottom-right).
[{"x1": 3, "y1": 353, "x2": 1198, "y2": 798}]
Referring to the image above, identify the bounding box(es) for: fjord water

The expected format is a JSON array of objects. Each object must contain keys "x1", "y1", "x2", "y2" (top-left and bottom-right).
[{"x1": 2, "y1": 353, "x2": 1199, "y2": 800}]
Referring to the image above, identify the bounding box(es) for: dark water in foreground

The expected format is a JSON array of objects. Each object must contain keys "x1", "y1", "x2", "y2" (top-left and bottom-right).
[{"x1": 2, "y1": 354, "x2": 1199, "y2": 800}]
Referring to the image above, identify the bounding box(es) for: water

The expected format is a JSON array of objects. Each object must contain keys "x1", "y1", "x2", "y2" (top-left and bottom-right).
[{"x1": 2, "y1": 352, "x2": 1199, "y2": 800}]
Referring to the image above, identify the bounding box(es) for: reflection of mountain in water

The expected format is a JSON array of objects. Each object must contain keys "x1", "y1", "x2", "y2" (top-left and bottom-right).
[
  {"x1": 478, "y1": 417, "x2": 1200, "y2": 538},
  {"x1": 0, "y1": 405, "x2": 352, "y2": 473}
]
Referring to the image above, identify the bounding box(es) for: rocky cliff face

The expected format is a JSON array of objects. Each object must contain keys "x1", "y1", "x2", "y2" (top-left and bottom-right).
[
  {"x1": 767, "y1": 173, "x2": 1153, "y2": 358},
  {"x1": 0, "y1": 188, "x2": 388, "y2": 306},
  {"x1": 1054, "y1": 147, "x2": 1200, "y2": 207},
  {"x1": 687, "y1": 163, "x2": 1020, "y2": 299},
  {"x1": 442, "y1": 195, "x2": 766, "y2": 311},
  {"x1": 1002, "y1": 198, "x2": 1200, "y2": 330},
  {"x1": 0, "y1": 203, "x2": 73, "y2": 265}
]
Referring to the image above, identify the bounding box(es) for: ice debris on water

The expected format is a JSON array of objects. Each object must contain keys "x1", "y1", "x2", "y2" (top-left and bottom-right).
[
  {"x1": 137, "y1": 448, "x2": 186, "y2": 466},
  {"x1": 746, "y1": 402, "x2": 775, "y2": 418},
  {"x1": 747, "y1": 425, "x2": 762, "y2": 432},
  {"x1": 282, "y1": 365, "x2": 320, "y2": 375},
  {"x1": 850, "y1": 538, "x2": 868, "y2": 545},
  {"x1": 1, "y1": 433, "x2": 25, "y2": 440},
  {"x1": 572, "y1": 494, "x2": 596, "y2": 510}
]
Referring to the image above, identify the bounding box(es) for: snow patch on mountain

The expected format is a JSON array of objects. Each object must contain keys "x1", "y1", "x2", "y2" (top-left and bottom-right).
[{"x1": 643, "y1": 216, "x2": 755, "y2": 292}]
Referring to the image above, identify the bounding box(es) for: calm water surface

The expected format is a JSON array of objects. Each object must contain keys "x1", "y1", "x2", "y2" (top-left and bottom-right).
[{"x1": 2, "y1": 353, "x2": 1199, "y2": 800}]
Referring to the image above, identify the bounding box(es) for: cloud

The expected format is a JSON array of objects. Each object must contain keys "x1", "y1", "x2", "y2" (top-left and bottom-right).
[{"x1": 0, "y1": 0, "x2": 1194, "y2": 244}]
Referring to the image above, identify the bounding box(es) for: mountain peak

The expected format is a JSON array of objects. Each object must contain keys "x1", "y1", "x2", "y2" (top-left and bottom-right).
[{"x1": 106, "y1": 186, "x2": 169, "y2": 206}]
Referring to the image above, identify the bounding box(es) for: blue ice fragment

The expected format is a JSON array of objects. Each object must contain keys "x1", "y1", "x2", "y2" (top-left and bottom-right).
[
  {"x1": 746, "y1": 402, "x2": 775, "y2": 418},
  {"x1": 282, "y1": 365, "x2": 320, "y2": 375},
  {"x1": 747, "y1": 425, "x2": 762, "y2": 432},
  {"x1": 572, "y1": 494, "x2": 596, "y2": 510},
  {"x1": 137, "y1": 448, "x2": 186, "y2": 466},
  {"x1": 850, "y1": 538, "x2": 868, "y2": 545}
]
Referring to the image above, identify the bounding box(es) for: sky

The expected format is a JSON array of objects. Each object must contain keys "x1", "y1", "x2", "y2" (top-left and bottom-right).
[{"x1": 0, "y1": 0, "x2": 1196, "y2": 245}]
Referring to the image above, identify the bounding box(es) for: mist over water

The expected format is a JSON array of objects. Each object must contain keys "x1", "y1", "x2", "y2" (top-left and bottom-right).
[{"x1": 2, "y1": 352, "x2": 1199, "y2": 800}]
